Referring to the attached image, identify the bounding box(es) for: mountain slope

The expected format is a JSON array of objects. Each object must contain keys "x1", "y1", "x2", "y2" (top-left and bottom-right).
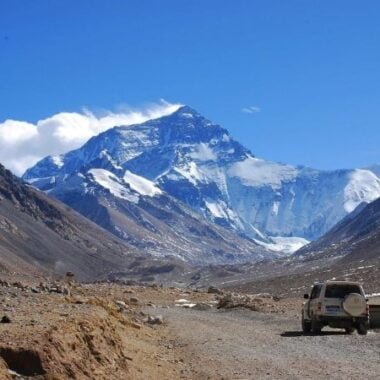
[
  {"x1": 296, "y1": 197, "x2": 380, "y2": 262},
  {"x1": 0, "y1": 164, "x2": 149, "y2": 279},
  {"x1": 30, "y1": 163, "x2": 271, "y2": 264},
  {"x1": 24, "y1": 106, "x2": 380, "y2": 252}
]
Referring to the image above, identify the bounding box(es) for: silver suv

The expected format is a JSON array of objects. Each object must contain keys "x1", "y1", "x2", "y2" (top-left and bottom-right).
[{"x1": 302, "y1": 281, "x2": 369, "y2": 335}]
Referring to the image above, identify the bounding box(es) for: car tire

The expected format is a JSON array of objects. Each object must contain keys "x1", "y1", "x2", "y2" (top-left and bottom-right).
[
  {"x1": 345, "y1": 327, "x2": 355, "y2": 334},
  {"x1": 357, "y1": 323, "x2": 368, "y2": 335},
  {"x1": 302, "y1": 316, "x2": 311, "y2": 333},
  {"x1": 311, "y1": 317, "x2": 322, "y2": 334}
]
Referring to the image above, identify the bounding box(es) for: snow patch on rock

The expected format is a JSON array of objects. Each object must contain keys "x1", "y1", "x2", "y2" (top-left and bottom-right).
[
  {"x1": 174, "y1": 162, "x2": 205, "y2": 185},
  {"x1": 189, "y1": 143, "x2": 217, "y2": 161},
  {"x1": 123, "y1": 170, "x2": 162, "y2": 197},
  {"x1": 51, "y1": 155, "x2": 64, "y2": 168},
  {"x1": 88, "y1": 168, "x2": 139, "y2": 203},
  {"x1": 256, "y1": 236, "x2": 310, "y2": 255},
  {"x1": 228, "y1": 157, "x2": 298, "y2": 189},
  {"x1": 344, "y1": 169, "x2": 380, "y2": 213},
  {"x1": 205, "y1": 201, "x2": 228, "y2": 219}
]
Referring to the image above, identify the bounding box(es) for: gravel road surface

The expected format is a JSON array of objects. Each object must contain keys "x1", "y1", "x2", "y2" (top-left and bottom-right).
[{"x1": 160, "y1": 307, "x2": 380, "y2": 379}]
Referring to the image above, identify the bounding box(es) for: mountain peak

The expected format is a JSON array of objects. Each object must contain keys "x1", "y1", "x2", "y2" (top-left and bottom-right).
[{"x1": 170, "y1": 105, "x2": 203, "y2": 119}]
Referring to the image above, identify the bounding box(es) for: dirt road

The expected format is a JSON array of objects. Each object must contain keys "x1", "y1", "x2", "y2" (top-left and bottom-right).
[{"x1": 159, "y1": 306, "x2": 380, "y2": 380}]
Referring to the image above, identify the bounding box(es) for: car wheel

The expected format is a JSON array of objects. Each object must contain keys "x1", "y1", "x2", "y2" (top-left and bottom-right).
[
  {"x1": 311, "y1": 317, "x2": 322, "y2": 334},
  {"x1": 345, "y1": 327, "x2": 355, "y2": 334},
  {"x1": 357, "y1": 323, "x2": 368, "y2": 335},
  {"x1": 302, "y1": 316, "x2": 311, "y2": 333}
]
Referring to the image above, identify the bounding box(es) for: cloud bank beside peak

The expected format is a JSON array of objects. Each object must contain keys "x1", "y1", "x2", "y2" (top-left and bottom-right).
[{"x1": 0, "y1": 100, "x2": 182, "y2": 175}]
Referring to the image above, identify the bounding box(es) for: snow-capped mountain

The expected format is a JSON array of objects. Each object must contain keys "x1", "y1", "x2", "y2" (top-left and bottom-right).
[
  {"x1": 23, "y1": 147, "x2": 270, "y2": 265},
  {"x1": 24, "y1": 106, "x2": 380, "y2": 254}
]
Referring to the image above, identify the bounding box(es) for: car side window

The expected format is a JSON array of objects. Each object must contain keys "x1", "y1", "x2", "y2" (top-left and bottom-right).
[{"x1": 310, "y1": 285, "x2": 321, "y2": 299}]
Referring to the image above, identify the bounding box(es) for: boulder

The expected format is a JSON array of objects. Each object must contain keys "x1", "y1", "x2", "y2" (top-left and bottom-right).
[
  {"x1": 129, "y1": 297, "x2": 139, "y2": 305},
  {"x1": 192, "y1": 303, "x2": 212, "y2": 311},
  {"x1": 0, "y1": 315, "x2": 11, "y2": 323},
  {"x1": 146, "y1": 315, "x2": 163, "y2": 325},
  {"x1": 217, "y1": 293, "x2": 260, "y2": 311},
  {"x1": 207, "y1": 286, "x2": 223, "y2": 295},
  {"x1": 115, "y1": 300, "x2": 127, "y2": 309}
]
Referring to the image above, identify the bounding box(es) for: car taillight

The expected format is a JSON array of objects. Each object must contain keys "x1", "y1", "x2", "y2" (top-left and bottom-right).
[
  {"x1": 317, "y1": 302, "x2": 322, "y2": 312},
  {"x1": 365, "y1": 303, "x2": 369, "y2": 316}
]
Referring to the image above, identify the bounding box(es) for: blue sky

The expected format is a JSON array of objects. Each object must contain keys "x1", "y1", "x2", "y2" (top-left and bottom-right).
[{"x1": 1, "y1": 0, "x2": 380, "y2": 171}]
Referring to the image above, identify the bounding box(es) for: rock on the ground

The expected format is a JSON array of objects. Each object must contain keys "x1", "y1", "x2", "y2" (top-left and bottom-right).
[
  {"x1": 146, "y1": 315, "x2": 164, "y2": 325},
  {"x1": 0, "y1": 316, "x2": 11, "y2": 324},
  {"x1": 208, "y1": 286, "x2": 223, "y2": 295},
  {"x1": 192, "y1": 303, "x2": 212, "y2": 311}
]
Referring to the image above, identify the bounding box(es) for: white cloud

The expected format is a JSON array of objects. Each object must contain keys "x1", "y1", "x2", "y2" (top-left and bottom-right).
[
  {"x1": 0, "y1": 100, "x2": 182, "y2": 176},
  {"x1": 0, "y1": 120, "x2": 38, "y2": 143},
  {"x1": 242, "y1": 106, "x2": 261, "y2": 114}
]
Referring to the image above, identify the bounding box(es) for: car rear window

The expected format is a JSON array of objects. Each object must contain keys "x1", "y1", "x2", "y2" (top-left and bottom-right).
[{"x1": 325, "y1": 284, "x2": 362, "y2": 298}]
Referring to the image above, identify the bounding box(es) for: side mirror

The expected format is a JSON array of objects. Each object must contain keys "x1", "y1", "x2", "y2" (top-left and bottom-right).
[{"x1": 304, "y1": 294, "x2": 309, "y2": 299}]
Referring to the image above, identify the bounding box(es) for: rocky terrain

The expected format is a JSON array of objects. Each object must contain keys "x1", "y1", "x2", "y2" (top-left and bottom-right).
[
  {"x1": 227, "y1": 256, "x2": 380, "y2": 298},
  {"x1": 0, "y1": 276, "x2": 379, "y2": 379},
  {"x1": 0, "y1": 278, "x2": 188, "y2": 379}
]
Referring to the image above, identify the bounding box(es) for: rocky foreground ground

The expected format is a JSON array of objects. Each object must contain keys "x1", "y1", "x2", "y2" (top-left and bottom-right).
[{"x1": 0, "y1": 276, "x2": 378, "y2": 379}]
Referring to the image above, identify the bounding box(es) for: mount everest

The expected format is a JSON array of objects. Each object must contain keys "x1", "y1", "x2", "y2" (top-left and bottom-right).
[{"x1": 23, "y1": 105, "x2": 380, "y2": 258}]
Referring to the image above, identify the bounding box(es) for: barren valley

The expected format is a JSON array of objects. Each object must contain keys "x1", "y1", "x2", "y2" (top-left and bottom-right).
[{"x1": 0, "y1": 275, "x2": 379, "y2": 380}]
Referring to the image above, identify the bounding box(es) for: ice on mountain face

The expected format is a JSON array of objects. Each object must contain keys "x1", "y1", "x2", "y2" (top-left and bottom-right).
[
  {"x1": 272, "y1": 201, "x2": 280, "y2": 216},
  {"x1": 222, "y1": 134, "x2": 230, "y2": 142},
  {"x1": 181, "y1": 113, "x2": 194, "y2": 119},
  {"x1": 228, "y1": 156, "x2": 298, "y2": 189},
  {"x1": 173, "y1": 162, "x2": 205, "y2": 185},
  {"x1": 200, "y1": 164, "x2": 229, "y2": 198},
  {"x1": 51, "y1": 155, "x2": 64, "y2": 168},
  {"x1": 344, "y1": 169, "x2": 380, "y2": 212},
  {"x1": 88, "y1": 168, "x2": 139, "y2": 203},
  {"x1": 205, "y1": 200, "x2": 228, "y2": 219},
  {"x1": 256, "y1": 236, "x2": 310, "y2": 255},
  {"x1": 123, "y1": 170, "x2": 162, "y2": 197},
  {"x1": 249, "y1": 224, "x2": 268, "y2": 241},
  {"x1": 99, "y1": 150, "x2": 123, "y2": 169},
  {"x1": 189, "y1": 143, "x2": 217, "y2": 161},
  {"x1": 227, "y1": 167, "x2": 355, "y2": 240}
]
